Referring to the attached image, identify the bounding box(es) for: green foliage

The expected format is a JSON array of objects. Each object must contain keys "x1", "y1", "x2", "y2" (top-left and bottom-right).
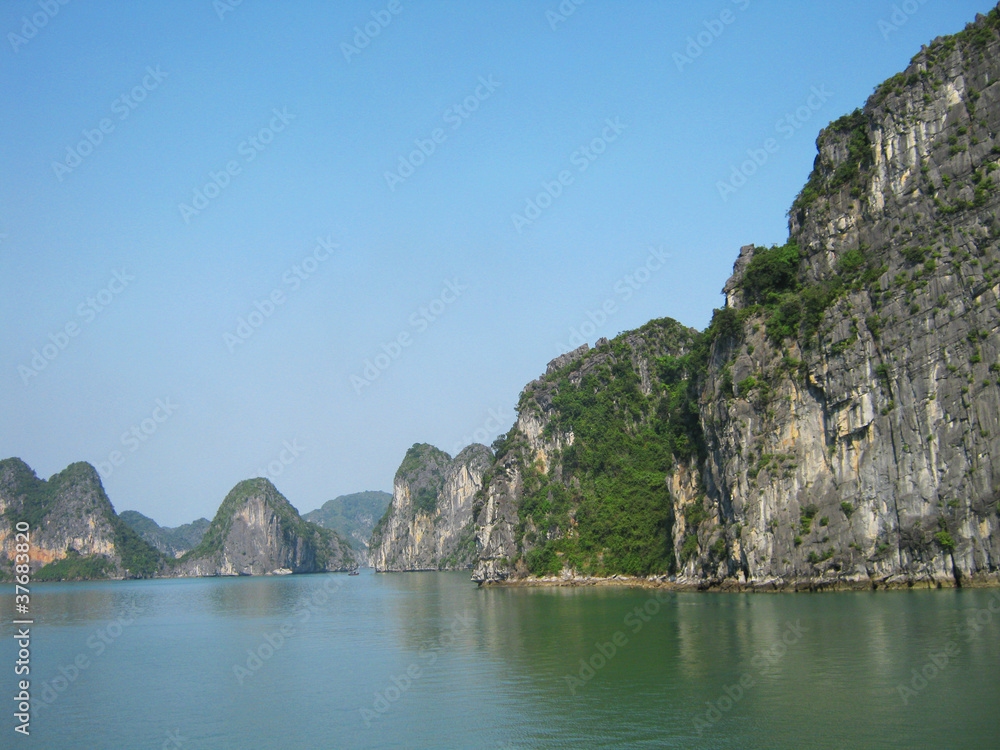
[
  {"x1": 765, "y1": 293, "x2": 804, "y2": 344},
  {"x1": 841, "y1": 502, "x2": 855, "y2": 518},
  {"x1": 0, "y1": 460, "x2": 93, "y2": 530},
  {"x1": 836, "y1": 248, "x2": 866, "y2": 277},
  {"x1": 303, "y1": 492, "x2": 391, "y2": 551},
  {"x1": 741, "y1": 242, "x2": 801, "y2": 305},
  {"x1": 799, "y1": 504, "x2": 818, "y2": 535},
  {"x1": 525, "y1": 544, "x2": 561, "y2": 576},
  {"x1": 933, "y1": 531, "x2": 956, "y2": 552},
  {"x1": 112, "y1": 518, "x2": 161, "y2": 577},
  {"x1": 517, "y1": 319, "x2": 704, "y2": 577},
  {"x1": 684, "y1": 502, "x2": 708, "y2": 528},
  {"x1": 413, "y1": 486, "x2": 439, "y2": 515},
  {"x1": 34, "y1": 551, "x2": 114, "y2": 582},
  {"x1": 792, "y1": 109, "x2": 873, "y2": 212},
  {"x1": 679, "y1": 534, "x2": 699, "y2": 564},
  {"x1": 737, "y1": 376, "x2": 758, "y2": 398},
  {"x1": 396, "y1": 443, "x2": 449, "y2": 480},
  {"x1": 807, "y1": 548, "x2": 835, "y2": 565},
  {"x1": 710, "y1": 537, "x2": 726, "y2": 559},
  {"x1": 707, "y1": 306, "x2": 741, "y2": 343},
  {"x1": 736, "y1": 239, "x2": 885, "y2": 346},
  {"x1": 866, "y1": 315, "x2": 882, "y2": 339}
]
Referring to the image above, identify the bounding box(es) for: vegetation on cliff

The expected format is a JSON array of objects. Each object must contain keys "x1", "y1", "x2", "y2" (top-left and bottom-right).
[{"x1": 474, "y1": 6, "x2": 1000, "y2": 587}]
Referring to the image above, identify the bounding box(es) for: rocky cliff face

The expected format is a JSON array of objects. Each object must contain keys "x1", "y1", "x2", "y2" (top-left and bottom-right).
[
  {"x1": 369, "y1": 443, "x2": 492, "y2": 571},
  {"x1": 473, "y1": 9, "x2": 1000, "y2": 589},
  {"x1": 472, "y1": 324, "x2": 700, "y2": 583},
  {"x1": 175, "y1": 478, "x2": 356, "y2": 576},
  {"x1": 0, "y1": 458, "x2": 160, "y2": 579}
]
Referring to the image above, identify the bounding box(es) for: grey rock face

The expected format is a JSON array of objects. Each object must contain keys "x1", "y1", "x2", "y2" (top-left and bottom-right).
[
  {"x1": 0, "y1": 459, "x2": 119, "y2": 570},
  {"x1": 684, "y1": 19, "x2": 1000, "y2": 588},
  {"x1": 0, "y1": 458, "x2": 162, "y2": 579},
  {"x1": 369, "y1": 443, "x2": 492, "y2": 571},
  {"x1": 175, "y1": 478, "x2": 356, "y2": 576},
  {"x1": 473, "y1": 11, "x2": 1000, "y2": 589}
]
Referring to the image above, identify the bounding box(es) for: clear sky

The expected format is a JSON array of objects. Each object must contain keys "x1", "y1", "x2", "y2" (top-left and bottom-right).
[{"x1": 2, "y1": 0, "x2": 993, "y2": 526}]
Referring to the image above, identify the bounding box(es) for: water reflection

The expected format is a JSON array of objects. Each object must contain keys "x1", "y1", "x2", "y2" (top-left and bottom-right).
[{"x1": 5, "y1": 573, "x2": 998, "y2": 749}]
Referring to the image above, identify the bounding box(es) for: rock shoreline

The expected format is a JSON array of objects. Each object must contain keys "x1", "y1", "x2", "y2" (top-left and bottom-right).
[{"x1": 477, "y1": 572, "x2": 1000, "y2": 593}]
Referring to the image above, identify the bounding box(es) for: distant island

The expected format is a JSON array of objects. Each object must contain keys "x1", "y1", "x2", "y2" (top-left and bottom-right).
[{"x1": 0, "y1": 458, "x2": 356, "y2": 580}]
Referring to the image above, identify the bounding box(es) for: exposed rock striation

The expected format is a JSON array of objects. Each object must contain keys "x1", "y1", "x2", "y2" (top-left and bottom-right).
[
  {"x1": 1, "y1": 459, "x2": 356, "y2": 579},
  {"x1": 369, "y1": 443, "x2": 492, "y2": 571},
  {"x1": 175, "y1": 478, "x2": 356, "y2": 576},
  {"x1": 0, "y1": 458, "x2": 160, "y2": 579},
  {"x1": 473, "y1": 9, "x2": 1000, "y2": 590}
]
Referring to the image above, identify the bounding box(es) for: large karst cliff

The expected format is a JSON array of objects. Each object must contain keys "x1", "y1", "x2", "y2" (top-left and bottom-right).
[
  {"x1": 369, "y1": 443, "x2": 492, "y2": 571},
  {"x1": 471, "y1": 9, "x2": 1000, "y2": 589},
  {"x1": 0, "y1": 458, "x2": 160, "y2": 579},
  {"x1": 175, "y1": 478, "x2": 356, "y2": 576}
]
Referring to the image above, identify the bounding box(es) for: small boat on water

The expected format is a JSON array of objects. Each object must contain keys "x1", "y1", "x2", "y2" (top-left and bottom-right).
[{"x1": 348, "y1": 568, "x2": 359, "y2": 576}]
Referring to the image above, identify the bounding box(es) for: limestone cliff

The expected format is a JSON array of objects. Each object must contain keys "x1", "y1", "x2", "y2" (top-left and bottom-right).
[
  {"x1": 369, "y1": 443, "x2": 492, "y2": 571},
  {"x1": 0, "y1": 458, "x2": 160, "y2": 579},
  {"x1": 175, "y1": 478, "x2": 356, "y2": 576},
  {"x1": 473, "y1": 9, "x2": 1000, "y2": 589}
]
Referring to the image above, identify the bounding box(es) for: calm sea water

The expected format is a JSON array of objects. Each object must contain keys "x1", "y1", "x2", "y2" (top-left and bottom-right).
[{"x1": 2, "y1": 571, "x2": 998, "y2": 749}]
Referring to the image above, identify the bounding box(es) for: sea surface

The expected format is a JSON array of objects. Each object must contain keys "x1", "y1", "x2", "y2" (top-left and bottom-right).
[{"x1": 2, "y1": 570, "x2": 998, "y2": 749}]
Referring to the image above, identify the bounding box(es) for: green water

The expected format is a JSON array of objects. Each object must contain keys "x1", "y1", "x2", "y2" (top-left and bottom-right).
[{"x1": 3, "y1": 571, "x2": 998, "y2": 748}]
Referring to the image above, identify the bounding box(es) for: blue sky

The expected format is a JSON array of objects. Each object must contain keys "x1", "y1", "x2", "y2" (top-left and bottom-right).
[{"x1": 1, "y1": 0, "x2": 992, "y2": 526}]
